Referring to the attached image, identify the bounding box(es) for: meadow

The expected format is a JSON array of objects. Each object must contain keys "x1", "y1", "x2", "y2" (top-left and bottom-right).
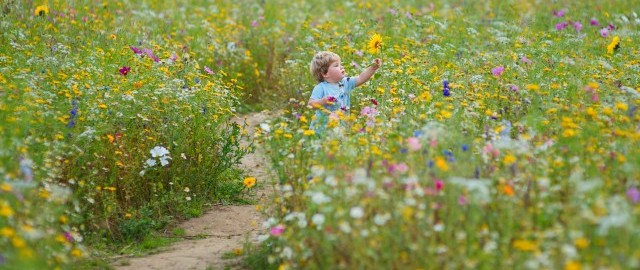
[{"x1": 1, "y1": 0, "x2": 639, "y2": 269}]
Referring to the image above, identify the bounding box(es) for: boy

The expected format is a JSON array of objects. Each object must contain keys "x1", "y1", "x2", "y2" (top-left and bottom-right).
[{"x1": 308, "y1": 51, "x2": 382, "y2": 133}]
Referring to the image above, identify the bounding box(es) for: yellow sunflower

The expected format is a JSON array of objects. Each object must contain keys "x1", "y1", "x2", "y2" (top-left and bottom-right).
[
  {"x1": 34, "y1": 5, "x2": 49, "y2": 16},
  {"x1": 243, "y1": 177, "x2": 257, "y2": 188},
  {"x1": 367, "y1": 33, "x2": 383, "y2": 54},
  {"x1": 607, "y1": 36, "x2": 620, "y2": 54}
]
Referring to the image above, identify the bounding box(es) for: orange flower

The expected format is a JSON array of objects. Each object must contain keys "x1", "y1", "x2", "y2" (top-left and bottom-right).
[
  {"x1": 502, "y1": 185, "x2": 515, "y2": 196},
  {"x1": 243, "y1": 177, "x2": 257, "y2": 188}
]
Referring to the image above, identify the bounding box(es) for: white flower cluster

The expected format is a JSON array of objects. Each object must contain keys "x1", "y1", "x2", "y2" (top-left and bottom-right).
[{"x1": 146, "y1": 146, "x2": 171, "y2": 167}]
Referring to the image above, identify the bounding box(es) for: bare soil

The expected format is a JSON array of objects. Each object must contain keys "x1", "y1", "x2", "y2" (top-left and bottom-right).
[{"x1": 112, "y1": 112, "x2": 274, "y2": 270}]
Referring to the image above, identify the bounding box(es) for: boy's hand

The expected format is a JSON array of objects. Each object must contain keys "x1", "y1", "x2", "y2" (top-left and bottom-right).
[{"x1": 372, "y1": 58, "x2": 382, "y2": 69}]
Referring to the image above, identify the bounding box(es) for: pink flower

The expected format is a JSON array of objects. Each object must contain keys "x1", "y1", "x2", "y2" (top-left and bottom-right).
[
  {"x1": 590, "y1": 18, "x2": 599, "y2": 26},
  {"x1": 491, "y1": 66, "x2": 505, "y2": 77},
  {"x1": 520, "y1": 56, "x2": 531, "y2": 64},
  {"x1": 435, "y1": 179, "x2": 444, "y2": 192},
  {"x1": 407, "y1": 137, "x2": 421, "y2": 151},
  {"x1": 361, "y1": 106, "x2": 376, "y2": 117},
  {"x1": 204, "y1": 66, "x2": 214, "y2": 75},
  {"x1": 429, "y1": 139, "x2": 438, "y2": 148},
  {"x1": 395, "y1": 163, "x2": 409, "y2": 174},
  {"x1": 270, "y1": 224, "x2": 285, "y2": 236},
  {"x1": 251, "y1": 20, "x2": 258, "y2": 27},
  {"x1": 600, "y1": 28, "x2": 610, "y2": 37},
  {"x1": 483, "y1": 143, "x2": 500, "y2": 158},
  {"x1": 458, "y1": 195, "x2": 467, "y2": 205}
]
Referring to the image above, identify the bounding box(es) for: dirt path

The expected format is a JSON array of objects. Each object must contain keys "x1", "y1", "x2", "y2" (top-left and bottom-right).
[{"x1": 113, "y1": 112, "x2": 274, "y2": 270}]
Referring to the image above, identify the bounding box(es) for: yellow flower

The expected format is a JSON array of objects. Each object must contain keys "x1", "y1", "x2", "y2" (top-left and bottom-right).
[
  {"x1": 513, "y1": 239, "x2": 538, "y2": 252},
  {"x1": 1, "y1": 227, "x2": 15, "y2": 237},
  {"x1": 565, "y1": 261, "x2": 581, "y2": 270},
  {"x1": 12, "y1": 236, "x2": 26, "y2": 248},
  {"x1": 607, "y1": 36, "x2": 620, "y2": 54},
  {"x1": 243, "y1": 177, "x2": 257, "y2": 188},
  {"x1": 233, "y1": 248, "x2": 243, "y2": 255},
  {"x1": 71, "y1": 248, "x2": 83, "y2": 257},
  {"x1": 435, "y1": 157, "x2": 449, "y2": 172},
  {"x1": 303, "y1": 129, "x2": 315, "y2": 136},
  {"x1": 574, "y1": 237, "x2": 589, "y2": 249},
  {"x1": 503, "y1": 154, "x2": 516, "y2": 165},
  {"x1": 1, "y1": 183, "x2": 11, "y2": 192},
  {"x1": 525, "y1": 84, "x2": 540, "y2": 91},
  {"x1": 367, "y1": 33, "x2": 383, "y2": 54},
  {"x1": 0, "y1": 204, "x2": 13, "y2": 217},
  {"x1": 34, "y1": 5, "x2": 49, "y2": 16}
]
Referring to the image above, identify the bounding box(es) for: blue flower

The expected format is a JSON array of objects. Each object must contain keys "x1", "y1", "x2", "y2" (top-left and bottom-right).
[
  {"x1": 443, "y1": 80, "x2": 451, "y2": 97},
  {"x1": 461, "y1": 144, "x2": 469, "y2": 151}
]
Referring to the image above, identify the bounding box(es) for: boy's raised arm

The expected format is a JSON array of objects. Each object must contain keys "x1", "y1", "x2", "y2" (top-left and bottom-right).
[{"x1": 355, "y1": 58, "x2": 382, "y2": 87}]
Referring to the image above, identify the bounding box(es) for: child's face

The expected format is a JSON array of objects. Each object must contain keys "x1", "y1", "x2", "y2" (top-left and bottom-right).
[{"x1": 323, "y1": 60, "x2": 345, "y2": 83}]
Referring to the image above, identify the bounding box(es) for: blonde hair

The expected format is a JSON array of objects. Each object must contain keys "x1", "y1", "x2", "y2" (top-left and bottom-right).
[{"x1": 310, "y1": 51, "x2": 340, "y2": 82}]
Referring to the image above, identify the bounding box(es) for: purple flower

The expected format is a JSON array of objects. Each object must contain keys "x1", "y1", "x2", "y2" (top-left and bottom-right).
[
  {"x1": 129, "y1": 46, "x2": 143, "y2": 54},
  {"x1": 64, "y1": 232, "x2": 74, "y2": 242},
  {"x1": 553, "y1": 9, "x2": 566, "y2": 17},
  {"x1": 491, "y1": 66, "x2": 505, "y2": 77},
  {"x1": 627, "y1": 187, "x2": 640, "y2": 204},
  {"x1": 600, "y1": 28, "x2": 610, "y2": 37},
  {"x1": 573, "y1": 21, "x2": 582, "y2": 32},
  {"x1": 608, "y1": 24, "x2": 616, "y2": 30},
  {"x1": 590, "y1": 18, "x2": 599, "y2": 26},
  {"x1": 443, "y1": 80, "x2": 451, "y2": 97},
  {"x1": 142, "y1": 48, "x2": 159, "y2": 62},
  {"x1": 555, "y1": 22, "x2": 569, "y2": 31},
  {"x1": 119, "y1": 66, "x2": 131, "y2": 76}
]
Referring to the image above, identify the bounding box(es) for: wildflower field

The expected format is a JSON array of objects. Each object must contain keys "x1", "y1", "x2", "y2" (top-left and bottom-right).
[{"x1": 1, "y1": 0, "x2": 639, "y2": 269}]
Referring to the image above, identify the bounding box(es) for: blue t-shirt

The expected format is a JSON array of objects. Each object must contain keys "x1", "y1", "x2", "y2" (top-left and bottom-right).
[{"x1": 309, "y1": 76, "x2": 357, "y2": 131}]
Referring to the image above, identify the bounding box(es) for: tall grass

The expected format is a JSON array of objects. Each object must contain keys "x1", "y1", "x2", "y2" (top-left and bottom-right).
[
  {"x1": 0, "y1": 0, "x2": 258, "y2": 267},
  {"x1": 248, "y1": 0, "x2": 640, "y2": 269}
]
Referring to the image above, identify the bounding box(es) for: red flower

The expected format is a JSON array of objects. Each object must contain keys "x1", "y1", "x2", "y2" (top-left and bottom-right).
[
  {"x1": 119, "y1": 66, "x2": 131, "y2": 76},
  {"x1": 370, "y1": 98, "x2": 378, "y2": 106}
]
